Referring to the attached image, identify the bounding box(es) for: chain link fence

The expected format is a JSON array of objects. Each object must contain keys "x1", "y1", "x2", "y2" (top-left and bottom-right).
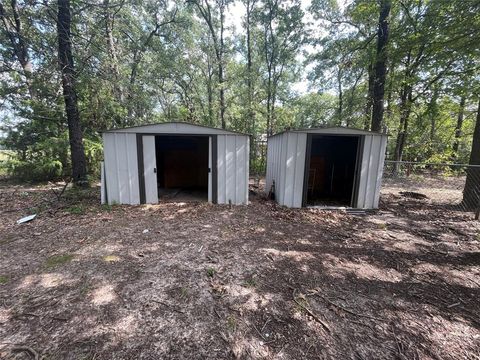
[{"x1": 382, "y1": 160, "x2": 480, "y2": 217}]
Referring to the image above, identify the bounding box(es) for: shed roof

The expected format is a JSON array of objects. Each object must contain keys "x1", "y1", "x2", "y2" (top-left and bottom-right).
[
  {"x1": 269, "y1": 126, "x2": 387, "y2": 138},
  {"x1": 103, "y1": 122, "x2": 249, "y2": 136}
]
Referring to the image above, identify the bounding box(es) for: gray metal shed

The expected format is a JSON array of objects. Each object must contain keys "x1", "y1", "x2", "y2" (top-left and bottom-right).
[
  {"x1": 265, "y1": 127, "x2": 387, "y2": 209},
  {"x1": 101, "y1": 122, "x2": 249, "y2": 205}
]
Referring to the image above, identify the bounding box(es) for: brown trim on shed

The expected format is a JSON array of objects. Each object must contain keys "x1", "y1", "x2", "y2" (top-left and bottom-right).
[
  {"x1": 301, "y1": 134, "x2": 313, "y2": 207},
  {"x1": 136, "y1": 134, "x2": 146, "y2": 204},
  {"x1": 302, "y1": 133, "x2": 363, "y2": 208},
  {"x1": 136, "y1": 133, "x2": 219, "y2": 204},
  {"x1": 351, "y1": 135, "x2": 365, "y2": 207},
  {"x1": 212, "y1": 135, "x2": 218, "y2": 204}
]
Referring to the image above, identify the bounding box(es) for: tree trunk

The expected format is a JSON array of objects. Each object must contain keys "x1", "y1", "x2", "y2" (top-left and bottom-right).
[
  {"x1": 218, "y1": 63, "x2": 225, "y2": 129},
  {"x1": 371, "y1": 0, "x2": 391, "y2": 132},
  {"x1": 103, "y1": 0, "x2": 125, "y2": 127},
  {"x1": 218, "y1": 1, "x2": 226, "y2": 129},
  {"x1": 428, "y1": 86, "x2": 440, "y2": 145},
  {"x1": 246, "y1": 0, "x2": 256, "y2": 160},
  {"x1": 266, "y1": 74, "x2": 272, "y2": 136},
  {"x1": 0, "y1": 0, "x2": 35, "y2": 98},
  {"x1": 364, "y1": 62, "x2": 374, "y2": 130},
  {"x1": 190, "y1": 0, "x2": 226, "y2": 128},
  {"x1": 337, "y1": 69, "x2": 343, "y2": 125},
  {"x1": 104, "y1": 0, "x2": 123, "y2": 100},
  {"x1": 385, "y1": 62, "x2": 395, "y2": 121},
  {"x1": 452, "y1": 96, "x2": 466, "y2": 160},
  {"x1": 207, "y1": 73, "x2": 214, "y2": 126},
  {"x1": 462, "y1": 97, "x2": 480, "y2": 209},
  {"x1": 57, "y1": 0, "x2": 88, "y2": 186},
  {"x1": 393, "y1": 83, "x2": 412, "y2": 173}
]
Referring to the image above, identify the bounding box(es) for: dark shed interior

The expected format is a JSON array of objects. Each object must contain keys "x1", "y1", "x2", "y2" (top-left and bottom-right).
[
  {"x1": 155, "y1": 136, "x2": 208, "y2": 200},
  {"x1": 305, "y1": 135, "x2": 360, "y2": 206}
]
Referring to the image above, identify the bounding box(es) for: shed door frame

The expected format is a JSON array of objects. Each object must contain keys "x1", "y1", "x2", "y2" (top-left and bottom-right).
[
  {"x1": 143, "y1": 135, "x2": 158, "y2": 204},
  {"x1": 136, "y1": 133, "x2": 218, "y2": 204},
  {"x1": 301, "y1": 133, "x2": 363, "y2": 208},
  {"x1": 350, "y1": 135, "x2": 365, "y2": 207}
]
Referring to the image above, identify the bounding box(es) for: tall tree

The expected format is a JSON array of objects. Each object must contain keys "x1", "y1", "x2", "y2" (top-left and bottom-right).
[
  {"x1": 244, "y1": 0, "x2": 257, "y2": 147},
  {"x1": 57, "y1": 0, "x2": 87, "y2": 185},
  {"x1": 259, "y1": 0, "x2": 305, "y2": 135},
  {"x1": 452, "y1": 95, "x2": 466, "y2": 161},
  {"x1": 0, "y1": 0, "x2": 35, "y2": 98},
  {"x1": 370, "y1": 0, "x2": 390, "y2": 132},
  {"x1": 188, "y1": 0, "x2": 228, "y2": 129},
  {"x1": 462, "y1": 97, "x2": 480, "y2": 209},
  {"x1": 364, "y1": 62, "x2": 374, "y2": 129}
]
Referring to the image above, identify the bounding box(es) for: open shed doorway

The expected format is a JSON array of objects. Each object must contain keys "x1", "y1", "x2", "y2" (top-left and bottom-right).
[
  {"x1": 155, "y1": 136, "x2": 209, "y2": 202},
  {"x1": 305, "y1": 135, "x2": 360, "y2": 207}
]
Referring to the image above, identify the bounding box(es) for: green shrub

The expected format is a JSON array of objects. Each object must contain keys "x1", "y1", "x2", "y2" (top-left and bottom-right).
[
  {"x1": 1, "y1": 135, "x2": 103, "y2": 183},
  {"x1": 250, "y1": 157, "x2": 266, "y2": 177},
  {"x1": 84, "y1": 138, "x2": 103, "y2": 180},
  {"x1": 66, "y1": 205, "x2": 85, "y2": 215},
  {"x1": 6, "y1": 158, "x2": 63, "y2": 182},
  {"x1": 45, "y1": 254, "x2": 74, "y2": 268},
  {"x1": 206, "y1": 267, "x2": 216, "y2": 278}
]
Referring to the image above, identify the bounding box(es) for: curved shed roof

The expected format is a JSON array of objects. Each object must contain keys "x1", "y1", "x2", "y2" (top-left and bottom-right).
[
  {"x1": 269, "y1": 126, "x2": 387, "y2": 138},
  {"x1": 103, "y1": 122, "x2": 248, "y2": 136}
]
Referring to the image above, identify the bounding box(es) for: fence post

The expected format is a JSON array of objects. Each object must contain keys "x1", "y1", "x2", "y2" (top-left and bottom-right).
[{"x1": 476, "y1": 198, "x2": 480, "y2": 220}]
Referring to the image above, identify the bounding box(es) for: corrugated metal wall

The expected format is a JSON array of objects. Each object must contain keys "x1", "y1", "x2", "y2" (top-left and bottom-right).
[
  {"x1": 217, "y1": 135, "x2": 249, "y2": 205},
  {"x1": 265, "y1": 132, "x2": 307, "y2": 208},
  {"x1": 103, "y1": 132, "x2": 140, "y2": 205},
  {"x1": 265, "y1": 134, "x2": 281, "y2": 200},
  {"x1": 355, "y1": 134, "x2": 387, "y2": 209},
  {"x1": 102, "y1": 131, "x2": 249, "y2": 206},
  {"x1": 266, "y1": 130, "x2": 387, "y2": 209}
]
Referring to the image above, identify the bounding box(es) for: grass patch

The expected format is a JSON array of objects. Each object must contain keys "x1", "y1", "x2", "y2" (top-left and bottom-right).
[
  {"x1": 45, "y1": 254, "x2": 74, "y2": 268},
  {"x1": 101, "y1": 204, "x2": 113, "y2": 212},
  {"x1": 244, "y1": 277, "x2": 257, "y2": 288},
  {"x1": 0, "y1": 275, "x2": 8, "y2": 284},
  {"x1": 78, "y1": 281, "x2": 91, "y2": 297},
  {"x1": 103, "y1": 255, "x2": 120, "y2": 262},
  {"x1": 180, "y1": 287, "x2": 188, "y2": 299},
  {"x1": 0, "y1": 233, "x2": 17, "y2": 245},
  {"x1": 227, "y1": 315, "x2": 237, "y2": 332},
  {"x1": 66, "y1": 205, "x2": 85, "y2": 215},
  {"x1": 293, "y1": 295, "x2": 310, "y2": 313},
  {"x1": 206, "y1": 267, "x2": 216, "y2": 278}
]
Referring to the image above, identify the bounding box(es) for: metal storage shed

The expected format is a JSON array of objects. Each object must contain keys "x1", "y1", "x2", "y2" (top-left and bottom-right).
[
  {"x1": 101, "y1": 122, "x2": 249, "y2": 205},
  {"x1": 265, "y1": 127, "x2": 387, "y2": 209}
]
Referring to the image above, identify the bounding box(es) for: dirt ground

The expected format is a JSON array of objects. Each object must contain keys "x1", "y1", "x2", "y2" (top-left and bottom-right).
[{"x1": 1, "y1": 182, "x2": 479, "y2": 360}]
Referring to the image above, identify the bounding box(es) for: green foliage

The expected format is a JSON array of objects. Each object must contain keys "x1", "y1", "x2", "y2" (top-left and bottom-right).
[
  {"x1": 250, "y1": 156, "x2": 266, "y2": 176},
  {"x1": 226, "y1": 315, "x2": 237, "y2": 332},
  {"x1": 0, "y1": 150, "x2": 14, "y2": 176},
  {"x1": 0, "y1": 275, "x2": 8, "y2": 284},
  {"x1": 6, "y1": 158, "x2": 63, "y2": 182},
  {"x1": 244, "y1": 277, "x2": 257, "y2": 287},
  {"x1": 45, "y1": 254, "x2": 74, "y2": 268},
  {"x1": 206, "y1": 267, "x2": 216, "y2": 278},
  {"x1": 83, "y1": 138, "x2": 103, "y2": 179},
  {"x1": 66, "y1": 205, "x2": 85, "y2": 215},
  {"x1": 292, "y1": 93, "x2": 338, "y2": 128},
  {"x1": 0, "y1": 0, "x2": 479, "y2": 183},
  {"x1": 101, "y1": 204, "x2": 113, "y2": 212}
]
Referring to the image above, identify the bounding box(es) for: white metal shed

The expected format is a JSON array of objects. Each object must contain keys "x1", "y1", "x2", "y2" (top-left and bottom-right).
[
  {"x1": 265, "y1": 127, "x2": 387, "y2": 209},
  {"x1": 101, "y1": 122, "x2": 249, "y2": 205}
]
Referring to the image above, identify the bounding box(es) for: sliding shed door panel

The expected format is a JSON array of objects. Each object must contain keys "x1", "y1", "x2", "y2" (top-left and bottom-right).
[{"x1": 143, "y1": 135, "x2": 158, "y2": 204}]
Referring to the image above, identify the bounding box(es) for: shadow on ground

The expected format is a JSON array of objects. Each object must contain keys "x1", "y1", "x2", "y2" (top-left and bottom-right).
[{"x1": 0, "y1": 184, "x2": 479, "y2": 359}]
